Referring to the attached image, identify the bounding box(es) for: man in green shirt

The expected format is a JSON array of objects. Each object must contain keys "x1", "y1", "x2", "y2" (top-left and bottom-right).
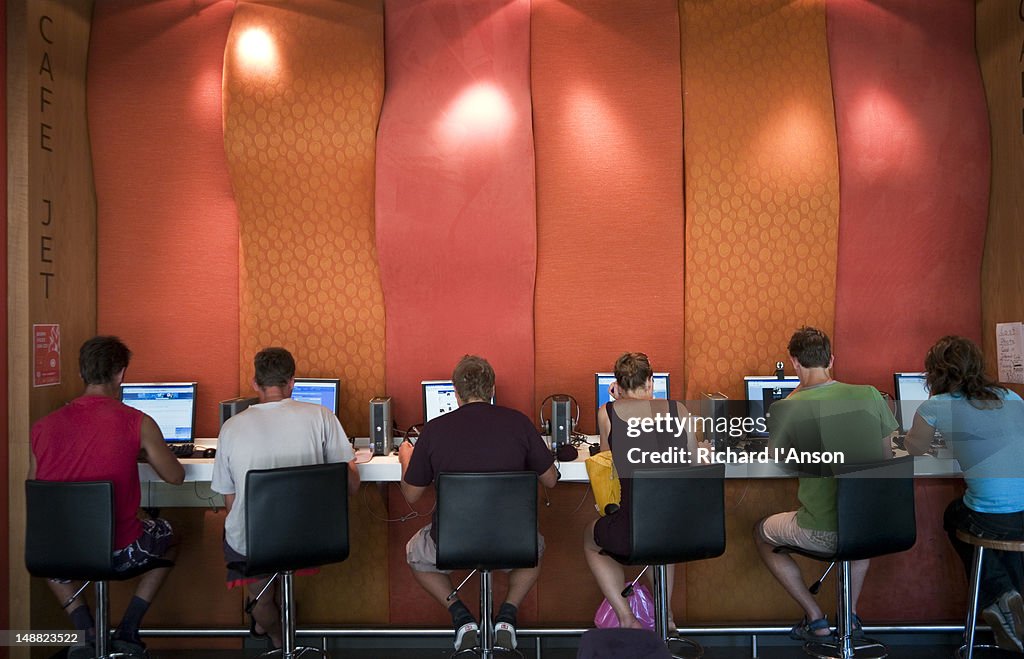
[{"x1": 754, "y1": 327, "x2": 897, "y2": 641}]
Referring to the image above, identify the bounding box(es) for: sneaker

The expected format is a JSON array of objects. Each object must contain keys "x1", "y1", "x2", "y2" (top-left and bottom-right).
[
  {"x1": 982, "y1": 596, "x2": 1023, "y2": 653},
  {"x1": 494, "y1": 621, "x2": 517, "y2": 650},
  {"x1": 453, "y1": 621, "x2": 478, "y2": 652},
  {"x1": 1003, "y1": 590, "x2": 1024, "y2": 642},
  {"x1": 66, "y1": 642, "x2": 95, "y2": 659},
  {"x1": 111, "y1": 637, "x2": 148, "y2": 658}
]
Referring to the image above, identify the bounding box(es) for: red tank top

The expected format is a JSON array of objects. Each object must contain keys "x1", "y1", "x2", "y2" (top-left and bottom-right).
[{"x1": 31, "y1": 395, "x2": 144, "y2": 549}]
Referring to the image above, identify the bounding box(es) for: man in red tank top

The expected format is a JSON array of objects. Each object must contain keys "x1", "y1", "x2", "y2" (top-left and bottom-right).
[{"x1": 29, "y1": 336, "x2": 185, "y2": 658}]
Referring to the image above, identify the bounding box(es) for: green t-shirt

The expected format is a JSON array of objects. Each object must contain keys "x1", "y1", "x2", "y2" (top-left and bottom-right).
[{"x1": 768, "y1": 381, "x2": 898, "y2": 532}]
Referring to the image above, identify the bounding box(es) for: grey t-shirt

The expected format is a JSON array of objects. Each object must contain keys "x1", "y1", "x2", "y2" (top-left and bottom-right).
[{"x1": 211, "y1": 398, "x2": 354, "y2": 555}]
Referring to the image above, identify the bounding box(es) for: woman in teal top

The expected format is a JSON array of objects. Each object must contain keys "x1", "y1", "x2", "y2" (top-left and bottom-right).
[{"x1": 906, "y1": 335, "x2": 1024, "y2": 653}]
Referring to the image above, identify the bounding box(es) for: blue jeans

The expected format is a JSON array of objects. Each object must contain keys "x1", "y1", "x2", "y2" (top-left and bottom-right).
[{"x1": 944, "y1": 497, "x2": 1024, "y2": 609}]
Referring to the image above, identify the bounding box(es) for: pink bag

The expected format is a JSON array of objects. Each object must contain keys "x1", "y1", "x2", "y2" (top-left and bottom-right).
[{"x1": 593, "y1": 583, "x2": 656, "y2": 630}]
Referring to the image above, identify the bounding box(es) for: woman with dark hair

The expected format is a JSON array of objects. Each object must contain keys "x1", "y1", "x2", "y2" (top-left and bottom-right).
[
  {"x1": 582, "y1": 352, "x2": 696, "y2": 630},
  {"x1": 906, "y1": 336, "x2": 1024, "y2": 652}
]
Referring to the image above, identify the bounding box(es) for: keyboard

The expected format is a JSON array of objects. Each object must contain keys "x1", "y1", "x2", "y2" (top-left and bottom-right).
[{"x1": 169, "y1": 443, "x2": 195, "y2": 457}]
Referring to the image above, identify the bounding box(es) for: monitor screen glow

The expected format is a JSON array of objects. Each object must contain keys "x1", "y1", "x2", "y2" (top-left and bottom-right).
[
  {"x1": 744, "y1": 376, "x2": 800, "y2": 439},
  {"x1": 893, "y1": 372, "x2": 929, "y2": 433},
  {"x1": 291, "y1": 378, "x2": 341, "y2": 415},
  {"x1": 594, "y1": 373, "x2": 670, "y2": 427},
  {"x1": 120, "y1": 382, "x2": 197, "y2": 443}
]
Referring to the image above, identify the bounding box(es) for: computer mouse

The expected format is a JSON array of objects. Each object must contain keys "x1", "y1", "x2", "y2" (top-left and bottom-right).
[{"x1": 201, "y1": 448, "x2": 217, "y2": 458}]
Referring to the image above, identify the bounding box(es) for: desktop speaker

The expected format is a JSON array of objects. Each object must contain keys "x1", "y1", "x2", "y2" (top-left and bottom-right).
[
  {"x1": 550, "y1": 395, "x2": 574, "y2": 455},
  {"x1": 369, "y1": 397, "x2": 393, "y2": 456}
]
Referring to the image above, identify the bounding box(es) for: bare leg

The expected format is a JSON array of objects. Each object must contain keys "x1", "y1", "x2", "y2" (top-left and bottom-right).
[
  {"x1": 133, "y1": 544, "x2": 178, "y2": 602},
  {"x1": 850, "y1": 559, "x2": 870, "y2": 615},
  {"x1": 505, "y1": 566, "x2": 540, "y2": 608},
  {"x1": 583, "y1": 520, "x2": 642, "y2": 629},
  {"x1": 753, "y1": 520, "x2": 829, "y2": 635},
  {"x1": 247, "y1": 578, "x2": 282, "y2": 649},
  {"x1": 411, "y1": 569, "x2": 459, "y2": 610}
]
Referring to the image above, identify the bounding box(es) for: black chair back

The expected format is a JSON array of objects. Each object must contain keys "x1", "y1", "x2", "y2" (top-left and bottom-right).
[
  {"x1": 436, "y1": 472, "x2": 538, "y2": 571},
  {"x1": 244, "y1": 462, "x2": 350, "y2": 575},
  {"x1": 629, "y1": 464, "x2": 726, "y2": 565},
  {"x1": 834, "y1": 455, "x2": 916, "y2": 560},
  {"x1": 26, "y1": 480, "x2": 116, "y2": 580}
]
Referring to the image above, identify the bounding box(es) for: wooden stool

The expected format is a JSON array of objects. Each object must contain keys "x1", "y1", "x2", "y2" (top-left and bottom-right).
[{"x1": 955, "y1": 530, "x2": 1024, "y2": 659}]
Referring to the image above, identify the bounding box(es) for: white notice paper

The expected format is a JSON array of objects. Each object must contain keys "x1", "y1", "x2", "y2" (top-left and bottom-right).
[{"x1": 996, "y1": 322, "x2": 1024, "y2": 384}]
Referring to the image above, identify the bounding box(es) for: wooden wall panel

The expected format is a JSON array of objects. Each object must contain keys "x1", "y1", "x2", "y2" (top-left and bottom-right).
[
  {"x1": 225, "y1": 0, "x2": 385, "y2": 437},
  {"x1": 977, "y1": 0, "x2": 1024, "y2": 398},
  {"x1": 531, "y1": 0, "x2": 685, "y2": 435},
  {"x1": 681, "y1": 0, "x2": 840, "y2": 403},
  {"x1": 7, "y1": 0, "x2": 98, "y2": 645},
  {"x1": 90, "y1": 0, "x2": 239, "y2": 439},
  {"x1": 375, "y1": 0, "x2": 536, "y2": 427},
  {"x1": 1, "y1": 0, "x2": 9, "y2": 636},
  {"x1": 828, "y1": 0, "x2": 990, "y2": 392}
]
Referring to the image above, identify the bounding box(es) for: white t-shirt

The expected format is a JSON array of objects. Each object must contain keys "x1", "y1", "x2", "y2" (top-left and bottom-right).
[{"x1": 211, "y1": 397, "x2": 354, "y2": 555}]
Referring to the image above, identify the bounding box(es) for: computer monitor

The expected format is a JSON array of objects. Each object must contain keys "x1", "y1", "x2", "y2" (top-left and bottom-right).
[
  {"x1": 291, "y1": 378, "x2": 341, "y2": 415},
  {"x1": 893, "y1": 372, "x2": 929, "y2": 433},
  {"x1": 421, "y1": 380, "x2": 496, "y2": 423},
  {"x1": 120, "y1": 382, "x2": 197, "y2": 443},
  {"x1": 744, "y1": 376, "x2": 800, "y2": 439},
  {"x1": 594, "y1": 372, "x2": 670, "y2": 427}
]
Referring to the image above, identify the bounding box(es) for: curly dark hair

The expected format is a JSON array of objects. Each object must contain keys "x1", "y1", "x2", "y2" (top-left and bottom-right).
[
  {"x1": 788, "y1": 326, "x2": 831, "y2": 368},
  {"x1": 924, "y1": 336, "x2": 1005, "y2": 408},
  {"x1": 613, "y1": 352, "x2": 653, "y2": 392},
  {"x1": 452, "y1": 355, "x2": 495, "y2": 402}
]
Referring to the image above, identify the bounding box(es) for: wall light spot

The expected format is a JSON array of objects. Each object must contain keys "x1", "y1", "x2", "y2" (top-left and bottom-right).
[
  {"x1": 237, "y1": 27, "x2": 277, "y2": 73},
  {"x1": 438, "y1": 83, "x2": 514, "y2": 144}
]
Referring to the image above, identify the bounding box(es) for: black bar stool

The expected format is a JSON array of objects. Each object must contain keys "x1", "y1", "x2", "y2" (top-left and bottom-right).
[
  {"x1": 233, "y1": 462, "x2": 350, "y2": 659},
  {"x1": 955, "y1": 530, "x2": 1024, "y2": 658},
  {"x1": 25, "y1": 480, "x2": 173, "y2": 658},
  {"x1": 604, "y1": 464, "x2": 727, "y2": 659},
  {"x1": 773, "y1": 456, "x2": 917, "y2": 659},
  {"x1": 436, "y1": 472, "x2": 539, "y2": 658}
]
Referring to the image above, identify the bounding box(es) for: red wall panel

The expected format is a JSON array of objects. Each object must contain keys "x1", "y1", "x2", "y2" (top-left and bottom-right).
[
  {"x1": 375, "y1": 0, "x2": 537, "y2": 427},
  {"x1": 828, "y1": 0, "x2": 990, "y2": 390},
  {"x1": 532, "y1": 0, "x2": 686, "y2": 436},
  {"x1": 90, "y1": 0, "x2": 239, "y2": 438}
]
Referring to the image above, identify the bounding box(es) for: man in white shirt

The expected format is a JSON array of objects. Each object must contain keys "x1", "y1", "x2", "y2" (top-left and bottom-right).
[{"x1": 212, "y1": 347, "x2": 359, "y2": 648}]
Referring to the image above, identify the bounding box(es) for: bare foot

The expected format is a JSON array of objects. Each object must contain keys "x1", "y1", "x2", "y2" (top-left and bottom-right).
[{"x1": 618, "y1": 612, "x2": 644, "y2": 630}]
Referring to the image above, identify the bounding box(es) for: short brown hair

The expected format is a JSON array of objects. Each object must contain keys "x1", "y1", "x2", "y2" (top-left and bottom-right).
[
  {"x1": 254, "y1": 347, "x2": 296, "y2": 388},
  {"x1": 788, "y1": 327, "x2": 832, "y2": 368},
  {"x1": 924, "y1": 336, "x2": 1004, "y2": 405},
  {"x1": 452, "y1": 355, "x2": 495, "y2": 402},
  {"x1": 79, "y1": 336, "x2": 131, "y2": 385},
  {"x1": 614, "y1": 352, "x2": 653, "y2": 392}
]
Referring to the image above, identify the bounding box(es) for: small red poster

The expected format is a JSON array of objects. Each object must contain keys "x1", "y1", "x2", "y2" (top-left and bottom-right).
[{"x1": 33, "y1": 323, "x2": 61, "y2": 387}]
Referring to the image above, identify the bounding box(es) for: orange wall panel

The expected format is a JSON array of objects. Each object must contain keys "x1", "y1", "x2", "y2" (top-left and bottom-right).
[
  {"x1": 223, "y1": 0, "x2": 385, "y2": 437},
  {"x1": 532, "y1": 0, "x2": 686, "y2": 436},
  {"x1": 681, "y1": 0, "x2": 841, "y2": 400},
  {"x1": 90, "y1": 0, "x2": 239, "y2": 438}
]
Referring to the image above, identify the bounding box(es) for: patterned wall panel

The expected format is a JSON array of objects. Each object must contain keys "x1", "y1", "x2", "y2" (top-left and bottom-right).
[
  {"x1": 91, "y1": 0, "x2": 238, "y2": 439},
  {"x1": 532, "y1": 0, "x2": 686, "y2": 436},
  {"x1": 375, "y1": 0, "x2": 536, "y2": 426},
  {"x1": 681, "y1": 0, "x2": 840, "y2": 404},
  {"x1": 828, "y1": 0, "x2": 989, "y2": 391},
  {"x1": 679, "y1": 0, "x2": 841, "y2": 622},
  {"x1": 223, "y1": 0, "x2": 385, "y2": 438}
]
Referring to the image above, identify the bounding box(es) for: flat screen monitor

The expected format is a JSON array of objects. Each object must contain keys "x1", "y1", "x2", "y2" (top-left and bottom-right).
[
  {"x1": 594, "y1": 372, "x2": 670, "y2": 427},
  {"x1": 291, "y1": 378, "x2": 341, "y2": 415},
  {"x1": 120, "y1": 382, "x2": 197, "y2": 443},
  {"x1": 893, "y1": 372, "x2": 929, "y2": 433},
  {"x1": 421, "y1": 379, "x2": 496, "y2": 423},
  {"x1": 744, "y1": 376, "x2": 800, "y2": 439}
]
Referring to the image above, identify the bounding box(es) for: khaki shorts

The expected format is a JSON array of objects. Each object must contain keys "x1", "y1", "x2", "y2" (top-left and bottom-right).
[
  {"x1": 760, "y1": 511, "x2": 837, "y2": 554},
  {"x1": 406, "y1": 524, "x2": 546, "y2": 574}
]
